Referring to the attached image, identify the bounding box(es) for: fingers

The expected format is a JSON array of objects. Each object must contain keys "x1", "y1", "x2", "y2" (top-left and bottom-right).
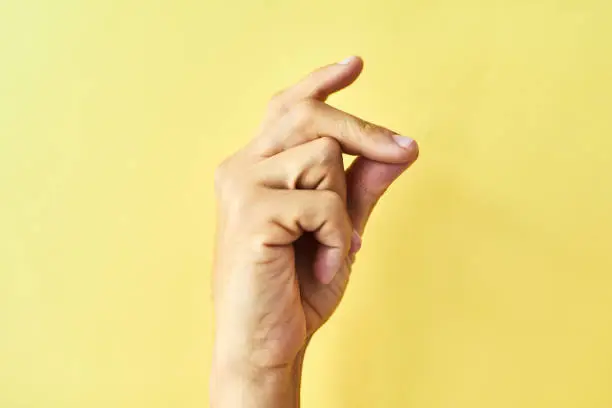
[
  {"x1": 255, "y1": 99, "x2": 418, "y2": 163},
  {"x1": 254, "y1": 137, "x2": 347, "y2": 202},
  {"x1": 346, "y1": 151, "x2": 419, "y2": 236},
  {"x1": 271, "y1": 56, "x2": 364, "y2": 107},
  {"x1": 263, "y1": 189, "x2": 352, "y2": 284}
]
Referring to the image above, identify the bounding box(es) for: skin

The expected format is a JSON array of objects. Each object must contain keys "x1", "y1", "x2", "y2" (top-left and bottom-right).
[{"x1": 210, "y1": 56, "x2": 419, "y2": 407}]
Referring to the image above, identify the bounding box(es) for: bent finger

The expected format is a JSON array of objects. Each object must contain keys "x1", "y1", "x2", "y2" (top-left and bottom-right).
[
  {"x1": 257, "y1": 100, "x2": 418, "y2": 163},
  {"x1": 254, "y1": 137, "x2": 346, "y2": 202}
]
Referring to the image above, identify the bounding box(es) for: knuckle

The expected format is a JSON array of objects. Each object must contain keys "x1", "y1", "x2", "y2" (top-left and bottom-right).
[
  {"x1": 320, "y1": 190, "x2": 344, "y2": 212},
  {"x1": 214, "y1": 156, "x2": 249, "y2": 199},
  {"x1": 316, "y1": 137, "x2": 341, "y2": 165},
  {"x1": 317, "y1": 136, "x2": 341, "y2": 157},
  {"x1": 290, "y1": 99, "x2": 316, "y2": 129}
]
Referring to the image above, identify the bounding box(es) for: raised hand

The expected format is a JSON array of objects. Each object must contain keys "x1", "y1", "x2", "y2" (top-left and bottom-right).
[{"x1": 210, "y1": 56, "x2": 419, "y2": 407}]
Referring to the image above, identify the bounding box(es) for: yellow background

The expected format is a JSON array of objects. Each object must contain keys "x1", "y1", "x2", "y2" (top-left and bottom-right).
[{"x1": 2, "y1": 0, "x2": 612, "y2": 407}]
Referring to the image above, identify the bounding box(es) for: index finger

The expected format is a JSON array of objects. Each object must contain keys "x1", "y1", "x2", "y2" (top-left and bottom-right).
[
  {"x1": 272, "y1": 56, "x2": 364, "y2": 106},
  {"x1": 254, "y1": 99, "x2": 419, "y2": 163}
]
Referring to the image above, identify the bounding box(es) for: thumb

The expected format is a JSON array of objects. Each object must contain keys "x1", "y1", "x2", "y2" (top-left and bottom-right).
[{"x1": 346, "y1": 147, "x2": 419, "y2": 237}]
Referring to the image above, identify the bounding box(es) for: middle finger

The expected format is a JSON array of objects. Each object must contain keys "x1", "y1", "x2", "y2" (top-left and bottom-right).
[{"x1": 254, "y1": 136, "x2": 347, "y2": 202}]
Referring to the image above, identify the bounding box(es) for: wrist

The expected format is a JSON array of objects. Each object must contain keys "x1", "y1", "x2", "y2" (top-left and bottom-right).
[{"x1": 210, "y1": 346, "x2": 307, "y2": 408}]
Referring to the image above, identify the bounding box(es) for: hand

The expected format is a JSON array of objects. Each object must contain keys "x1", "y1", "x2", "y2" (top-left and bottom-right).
[{"x1": 210, "y1": 56, "x2": 419, "y2": 407}]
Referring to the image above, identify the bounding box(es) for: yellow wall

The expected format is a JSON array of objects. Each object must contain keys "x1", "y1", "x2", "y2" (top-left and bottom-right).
[{"x1": 2, "y1": 1, "x2": 612, "y2": 407}]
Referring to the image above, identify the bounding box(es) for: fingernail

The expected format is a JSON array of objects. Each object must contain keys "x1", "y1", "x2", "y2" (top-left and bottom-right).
[
  {"x1": 350, "y1": 229, "x2": 362, "y2": 254},
  {"x1": 338, "y1": 56, "x2": 355, "y2": 65},
  {"x1": 392, "y1": 134, "x2": 415, "y2": 149}
]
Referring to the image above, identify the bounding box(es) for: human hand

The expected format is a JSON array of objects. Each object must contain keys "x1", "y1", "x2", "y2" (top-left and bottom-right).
[{"x1": 210, "y1": 56, "x2": 419, "y2": 407}]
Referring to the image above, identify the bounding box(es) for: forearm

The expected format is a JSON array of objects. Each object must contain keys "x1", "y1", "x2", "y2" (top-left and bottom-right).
[{"x1": 210, "y1": 349, "x2": 305, "y2": 408}]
